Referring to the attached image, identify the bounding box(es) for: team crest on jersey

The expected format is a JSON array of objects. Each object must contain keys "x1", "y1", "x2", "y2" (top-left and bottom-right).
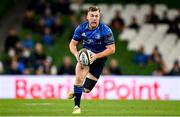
[{"x1": 82, "y1": 33, "x2": 86, "y2": 37}]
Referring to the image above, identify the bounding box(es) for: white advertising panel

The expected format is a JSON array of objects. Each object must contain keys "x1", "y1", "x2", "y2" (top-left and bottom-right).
[{"x1": 0, "y1": 75, "x2": 180, "y2": 100}]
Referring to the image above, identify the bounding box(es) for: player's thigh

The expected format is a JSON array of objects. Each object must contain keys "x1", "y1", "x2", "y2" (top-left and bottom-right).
[
  {"x1": 89, "y1": 58, "x2": 107, "y2": 79},
  {"x1": 86, "y1": 73, "x2": 98, "y2": 81},
  {"x1": 75, "y1": 62, "x2": 89, "y2": 85}
]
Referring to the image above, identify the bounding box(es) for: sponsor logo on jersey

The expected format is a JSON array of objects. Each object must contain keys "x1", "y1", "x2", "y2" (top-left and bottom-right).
[{"x1": 82, "y1": 32, "x2": 86, "y2": 37}]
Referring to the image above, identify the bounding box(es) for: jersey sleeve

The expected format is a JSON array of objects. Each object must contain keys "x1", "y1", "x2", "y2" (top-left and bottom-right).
[
  {"x1": 104, "y1": 28, "x2": 115, "y2": 45},
  {"x1": 72, "y1": 25, "x2": 82, "y2": 41}
]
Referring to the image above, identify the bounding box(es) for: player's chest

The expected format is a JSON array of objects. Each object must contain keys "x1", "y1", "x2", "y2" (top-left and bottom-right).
[{"x1": 81, "y1": 30, "x2": 103, "y2": 41}]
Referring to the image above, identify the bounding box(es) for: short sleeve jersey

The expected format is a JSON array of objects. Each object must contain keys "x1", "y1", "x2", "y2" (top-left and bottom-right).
[{"x1": 72, "y1": 22, "x2": 115, "y2": 53}]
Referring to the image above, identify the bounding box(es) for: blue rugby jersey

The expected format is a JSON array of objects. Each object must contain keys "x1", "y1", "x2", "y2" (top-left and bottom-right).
[{"x1": 72, "y1": 21, "x2": 115, "y2": 53}]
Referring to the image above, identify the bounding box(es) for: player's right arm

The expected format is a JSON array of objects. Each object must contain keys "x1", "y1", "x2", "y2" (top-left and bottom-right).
[
  {"x1": 69, "y1": 25, "x2": 82, "y2": 61},
  {"x1": 69, "y1": 39, "x2": 79, "y2": 61}
]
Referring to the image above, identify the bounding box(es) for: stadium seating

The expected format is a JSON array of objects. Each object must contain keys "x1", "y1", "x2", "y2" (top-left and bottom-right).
[
  {"x1": 167, "y1": 9, "x2": 179, "y2": 20},
  {"x1": 118, "y1": 3, "x2": 179, "y2": 70},
  {"x1": 155, "y1": 4, "x2": 168, "y2": 19},
  {"x1": 120, "y1": 28, "x2": 137, "y2": 42},
  {"x1": 1, "y1": 1, "x2": 180, "y2": 75}
]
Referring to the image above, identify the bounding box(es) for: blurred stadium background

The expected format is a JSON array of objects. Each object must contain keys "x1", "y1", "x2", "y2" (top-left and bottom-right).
[{"x1": 0, "y1": 0, "x2": 180, "y2": 116}]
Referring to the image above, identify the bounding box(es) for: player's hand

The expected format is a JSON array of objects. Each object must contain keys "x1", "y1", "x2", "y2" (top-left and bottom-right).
[
  {"x1": 75, "y1": 53, "x2": 84, "y2": 66},
  {"x1": 90, "y1": 52, "x2": 97, "y2": 64}
]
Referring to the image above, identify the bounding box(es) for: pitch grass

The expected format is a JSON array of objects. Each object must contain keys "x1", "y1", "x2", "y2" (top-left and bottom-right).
[{"x1": 0, "y1": 99, "x2": 180, "y2": 116}]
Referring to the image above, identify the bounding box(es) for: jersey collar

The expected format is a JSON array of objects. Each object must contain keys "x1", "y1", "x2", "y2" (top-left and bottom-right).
[{"x1": 87, "y1": 22, "x2": 100, "y2": 30}]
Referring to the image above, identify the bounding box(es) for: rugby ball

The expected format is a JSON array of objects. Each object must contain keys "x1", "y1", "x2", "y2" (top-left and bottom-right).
[{"x1": 79, "y1": 48, "x2": 92, "y2": 66}]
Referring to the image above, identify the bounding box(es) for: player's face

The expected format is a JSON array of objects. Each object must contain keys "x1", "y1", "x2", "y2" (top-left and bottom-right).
[{"x1": 87, "y1": 11, "x2": 100, "y2": 29}]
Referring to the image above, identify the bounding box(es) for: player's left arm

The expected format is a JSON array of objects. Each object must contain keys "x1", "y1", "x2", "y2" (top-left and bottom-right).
[
  {"x1": 90, "y1": 44, "x2": 115, "y2": 64},
  {"x1": 96, "y1": 44, "x2": 115, "y2": 58}
]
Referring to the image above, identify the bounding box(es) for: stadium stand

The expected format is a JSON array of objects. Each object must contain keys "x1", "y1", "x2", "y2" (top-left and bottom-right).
[{"x1": 0, "y1": 0, "x2": 180, "y2": 75}]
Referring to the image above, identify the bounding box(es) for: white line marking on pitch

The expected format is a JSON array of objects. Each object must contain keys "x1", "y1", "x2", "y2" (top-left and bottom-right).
[{"x1": 24, "y1": 103, "x2": 53, "y2": 106}]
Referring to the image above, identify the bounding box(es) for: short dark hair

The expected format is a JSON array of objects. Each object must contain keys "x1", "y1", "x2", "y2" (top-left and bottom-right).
[{"x1": 87, "y1": 6, "x2": 101, "y2": 13}]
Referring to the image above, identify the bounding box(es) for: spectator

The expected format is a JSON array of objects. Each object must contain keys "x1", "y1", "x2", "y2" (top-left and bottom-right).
[
  {"x1": 58, "y1": 56, "x2": 75, "y2": 75},
  {"x1": 52, "y1": 15, "x2": 64, "y2": 34},
  {"x1": 110, "y1": 10, "x2": 125, "y2": 32},
  {"x1": 23, "y1": 68, "x2": 31, "y2": 75},
  {"x1": 145, "y1": 5, "x2": 160, "y2": 24},
  {"x1": 14, "y1": 41, "x2": 23, "y2": 57},
  {"x1": 30, "y1": 43, "x2": 46, "y2": 69},
  {"x1": 22, "y1": 10, "x2": 36, "y2": 30},
  {"x1": 43, "y1": 6, "x2": 55, "y2": 28},
  {"x1": 149, "y1": 46, "x2": 162, "y2": 64},
  {"x1": 42, "y1": 56, "x2": 53, "y2": 74},
  {"x1": 22, "y1": 34, "x2": 35, "y2": 49},
  {"x1": 153, "y1": 60, "x2": 169, "y2": 76},
  {"x1": 35, "y1": 66, "x2": 44, "y2": 75},
  {"x1": 133, "y1": 45, "x2": 149, "y2": 66},
  {"x1": 169, "y1": 60, "x2": 180, "y2": 76},
  {"x1": 5, "y1": 52, "x2": 25, "y2": 74},
  {"x1": 108, "y1": 58, "x2": 122, "y2": 75},
  {"x1": 8, "y1": 59, "x2": 22, "y2": 74},
  {"x1": 36, "y1": 17, "x2": 45, "y2": 34},
  {"x1": 167, "y1": 22, "x2": 180, "y2": 37},
  {"x1": 4, "y1": 28, "x2": 20, "y2": 52},
  {"x1": 102, "y1": 66, "x2": 110, "y2": 75},
  {"x1": 128, "y1": 16, "x2": 140, "y2": 31},
  {"x1": 152, "y1": 66, "x2": 164, "y2": 76},
  {"x1": 42, "y1": 27, "x2": 55, "y2": 45},
  {"x1": 20, "y1": 48, "x2": 32, "y2": 69}
]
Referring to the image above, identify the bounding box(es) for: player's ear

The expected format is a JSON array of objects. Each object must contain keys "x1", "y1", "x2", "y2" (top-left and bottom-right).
[{"x1": 86, "y1": 12, "x2": 89, "y2": 20}]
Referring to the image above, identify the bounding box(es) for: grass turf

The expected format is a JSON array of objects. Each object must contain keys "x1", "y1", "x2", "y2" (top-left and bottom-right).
[{"x1": 0, "y1": 99, "x2": 180, "y2": 116}]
